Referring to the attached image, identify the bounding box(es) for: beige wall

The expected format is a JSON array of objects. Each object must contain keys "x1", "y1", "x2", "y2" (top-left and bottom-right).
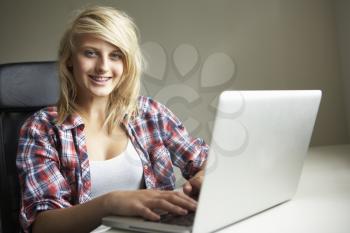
[
  {"x1": 335, "y1": 0, "x2": 350, "y2": 142},
  {"x1": 0, "y1": 0, "x2": 348, "y2": 146}
]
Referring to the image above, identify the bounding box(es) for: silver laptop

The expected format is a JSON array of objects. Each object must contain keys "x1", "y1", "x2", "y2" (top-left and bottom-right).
[{"x1": 102, "y1": 90, "x2": 322, "y2": 233}]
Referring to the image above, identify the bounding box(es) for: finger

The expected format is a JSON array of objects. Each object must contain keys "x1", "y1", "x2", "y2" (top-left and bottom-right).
[
  {"x1": 188, "y1": 176, "x2": 204, "y2": 196},
  {"x1": 189, "y1": 176, "x2": 203, "y2": 189},
  {"x1": 149, "y1": 199, "x2": 188, "y2": 215},
  {"x1": 163, "y1": 190, "x2": 197, "y2": 206},
  {"x1": 173, "y1": 190, "x2": 197, "y2": 205},
  {"x1": 137, "y1": 206, "x2": 161, "y2": 221},
  {"x1": 182, "y1": 182, "x2": 192, "y2": 196},
  {"x1": 161, "y1": 192, "x2": 197, "y2": 211},
  {"x1": 159, "y1": 190, "x2": 196, "y2": 204}
]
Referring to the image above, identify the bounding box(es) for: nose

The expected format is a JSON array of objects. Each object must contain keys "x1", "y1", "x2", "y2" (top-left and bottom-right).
[{"x1": 95, "y1": 56, "x2": 109, "y2": 74}]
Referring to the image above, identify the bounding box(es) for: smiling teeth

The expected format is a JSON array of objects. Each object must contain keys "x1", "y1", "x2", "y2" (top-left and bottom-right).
[{"x1": 90, "y1": 75, "x2": 110, "y2": 81}]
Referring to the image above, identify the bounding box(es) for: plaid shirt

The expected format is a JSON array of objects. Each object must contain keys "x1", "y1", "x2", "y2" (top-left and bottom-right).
[{"x1": 16, "y1": 96, "x2": 208, "y2": 232}]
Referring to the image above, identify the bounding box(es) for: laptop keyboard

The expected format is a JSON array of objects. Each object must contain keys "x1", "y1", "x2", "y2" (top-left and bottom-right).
[{"x1": 157, "y1": 212, "x2": 195, "y2": 227}]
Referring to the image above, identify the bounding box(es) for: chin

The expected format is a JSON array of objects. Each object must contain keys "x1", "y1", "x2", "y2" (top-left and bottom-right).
[
  {"x1": 90, "y1": 87, "x2": 114, "y2": 96},
  {"x1": 91, "y1": 90, "x2": 113, "y2": 98}
]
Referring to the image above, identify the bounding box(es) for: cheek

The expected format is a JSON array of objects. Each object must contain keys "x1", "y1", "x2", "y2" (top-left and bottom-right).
[
  {"x1": 114, "y1": 61, "x2": 124, "y2": 76},
  {"x1": 72, "y1": 57, "x2": 92, "y2": 79}
]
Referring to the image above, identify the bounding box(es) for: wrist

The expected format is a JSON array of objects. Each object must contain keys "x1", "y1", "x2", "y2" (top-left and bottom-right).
[
  {"x1": 192, "y1": 169, "x2": 205, "y2": 180},
  {"x1": 101, "y1": 192, "x2": 115, "y2": 216},
  {"x1": 101, "y1": 191, "x2": 127, "y2": 216}
]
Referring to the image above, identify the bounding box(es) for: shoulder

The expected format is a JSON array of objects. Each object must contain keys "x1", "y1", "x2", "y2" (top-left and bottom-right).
[
  {"x1": 135, "y1": 96, "x2": 181, "y2": 125},
  {"x1": 137, "y1": 95, "x2": 169, "y2": 116},
  {"x1": 20, "y1": 106, "x2": 58, "y2": 136}
]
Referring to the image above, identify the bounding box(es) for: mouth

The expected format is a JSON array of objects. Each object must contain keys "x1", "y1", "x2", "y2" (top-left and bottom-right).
[{"x1": 89, "y1": 75, "x2": 112, "y2": 84}]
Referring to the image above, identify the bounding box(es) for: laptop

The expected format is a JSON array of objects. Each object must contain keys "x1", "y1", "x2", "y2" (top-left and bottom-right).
[{"x1": 102, "y1": 90, "x2": 322, "y2": 233}]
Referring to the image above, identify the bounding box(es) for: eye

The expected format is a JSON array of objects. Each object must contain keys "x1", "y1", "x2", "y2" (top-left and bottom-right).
[
  {"x1": 83, "y1": 50, "x2": 97, "y2": 58},
  {"x1": 110, "y1": 51, "x2": 123, "y2": 61}
]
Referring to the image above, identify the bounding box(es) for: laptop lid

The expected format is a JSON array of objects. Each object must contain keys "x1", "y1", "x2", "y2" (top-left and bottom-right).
[
  {"x1": 192, "y1": 90, "x2": 321, "y2": 232},
  {"x1": 102, "y1": 90, "x2": 322, "y2": 233}
]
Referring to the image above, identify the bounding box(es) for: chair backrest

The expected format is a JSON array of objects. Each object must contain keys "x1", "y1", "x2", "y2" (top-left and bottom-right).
[{"x1": 0, "y1": 61, "x2": 59, "y2": 233}]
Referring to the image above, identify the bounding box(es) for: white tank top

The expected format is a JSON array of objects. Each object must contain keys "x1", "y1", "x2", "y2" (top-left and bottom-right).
[{"x1": 89, "y1": 139, "x2": 144, "y2": 198}]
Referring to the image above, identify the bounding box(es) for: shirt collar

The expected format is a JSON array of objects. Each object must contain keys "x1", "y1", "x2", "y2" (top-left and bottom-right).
[
  {"x1": 56, "y1": 112, "x2": 85, "y2": 131},
  {"x1": 55, "y1": 112, "x2": 131, "y2": 131}
]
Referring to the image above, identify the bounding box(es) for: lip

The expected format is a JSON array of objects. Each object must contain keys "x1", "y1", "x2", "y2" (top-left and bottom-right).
[{"x1": 88, "y1": 75, "x2": 112, "y2": 85}]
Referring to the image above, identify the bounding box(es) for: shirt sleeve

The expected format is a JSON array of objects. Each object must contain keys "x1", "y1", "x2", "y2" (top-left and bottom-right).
[
  {"x1": 16, "y1": 117, "x2": 72, "y2": 232},
  {"x1": 155, "y1": 101, "x2": 209, "y2": 180}
]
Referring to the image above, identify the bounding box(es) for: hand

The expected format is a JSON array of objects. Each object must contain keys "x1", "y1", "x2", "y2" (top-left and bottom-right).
[
  {"x1": 182, "y1": 169, "x2": 205, "y2": 199},
  {"x1": 104, "y1": 189, "x2": 197, "y2": 221}
]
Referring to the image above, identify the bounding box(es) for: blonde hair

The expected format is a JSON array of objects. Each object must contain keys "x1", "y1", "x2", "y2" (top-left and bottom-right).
[{"x1": 57, "y1": 6, "x2": 143, "y2": 133}]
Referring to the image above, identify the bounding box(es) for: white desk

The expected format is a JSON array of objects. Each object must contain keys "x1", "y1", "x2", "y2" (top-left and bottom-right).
[{"x1": 104, "y1": 144, "x2": 350, "y2": 233}]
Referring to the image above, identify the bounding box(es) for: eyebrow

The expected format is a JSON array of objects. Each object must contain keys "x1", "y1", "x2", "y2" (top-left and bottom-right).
[{"x1": 80, "y1": 45, "x2": 122, "y2": 53}]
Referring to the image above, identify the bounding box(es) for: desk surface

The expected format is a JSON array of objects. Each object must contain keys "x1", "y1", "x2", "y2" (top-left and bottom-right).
[{"x1": 103, "y1": 144, "x2": 350, "y2": 233}]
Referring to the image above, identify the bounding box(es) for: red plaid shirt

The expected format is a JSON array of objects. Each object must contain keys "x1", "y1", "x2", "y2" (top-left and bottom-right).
[{"x1": 16, "y1": 96, "x2": 208, "y2": 232}]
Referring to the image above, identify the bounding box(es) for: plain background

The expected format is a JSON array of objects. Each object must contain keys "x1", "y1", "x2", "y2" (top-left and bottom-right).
[{"x1": 0, "y1": 0, "x2": 349, "y2": 146}]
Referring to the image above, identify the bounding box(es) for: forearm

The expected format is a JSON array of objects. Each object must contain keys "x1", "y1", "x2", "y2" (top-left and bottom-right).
[
  {"x1": 183, "y1": 161, "x2": 207, "y2": 197},
  {"x1": 195, "y1": 161, "x2": 207, "y2": 177},
  {"x1": 32, "y1": 189, "x2": 197, "y2": 233},
  {"x1": 32, "y1": 194, "x2": 110, "y2": 233}
]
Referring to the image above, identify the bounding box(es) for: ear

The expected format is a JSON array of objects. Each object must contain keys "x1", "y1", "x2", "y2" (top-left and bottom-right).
[
  {"x1": 67, "y1": 58, "x2": 73, "y2": 68},
  {"x1": 66, "y1": 58, "x2": 74, "y2": 72}
]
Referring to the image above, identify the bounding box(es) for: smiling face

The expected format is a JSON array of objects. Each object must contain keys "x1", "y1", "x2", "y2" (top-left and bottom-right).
[{"x1": 70, "y1": 34, "x2": 124, "y2": 102}]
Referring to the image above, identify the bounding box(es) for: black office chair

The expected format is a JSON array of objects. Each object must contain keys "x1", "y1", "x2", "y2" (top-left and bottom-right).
[{"x1": 0, "y1": 61, "x2": 59, "y2": 233}]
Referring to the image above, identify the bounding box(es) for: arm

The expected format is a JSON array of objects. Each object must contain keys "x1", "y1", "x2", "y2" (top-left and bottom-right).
[
  {"x1": 32, "y1": 194, "x2": 108, "y2": 233},
  {"x1": 183, "y1": 161, "x2": 207, "y2": 198},
  {"x1": 152, "y1": 99, "x2": 208, "y2": 196},
  {"x1": 33, "y1": 190, "x2": 197, "y2": 233}
]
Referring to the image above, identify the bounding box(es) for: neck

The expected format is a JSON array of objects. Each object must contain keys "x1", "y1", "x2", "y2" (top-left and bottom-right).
[{"x1": 76, "y1": 96, "x2": 109, "y2": 127}]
